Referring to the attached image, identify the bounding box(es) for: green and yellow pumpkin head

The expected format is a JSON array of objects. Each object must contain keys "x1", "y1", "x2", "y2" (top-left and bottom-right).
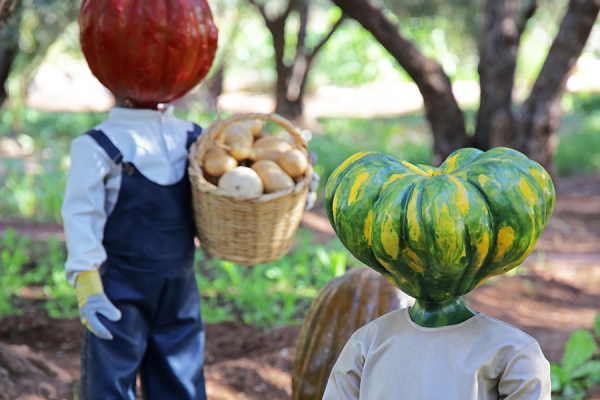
[{"x1": 325, "y1": 147, "x2": 555, "y2": 303}]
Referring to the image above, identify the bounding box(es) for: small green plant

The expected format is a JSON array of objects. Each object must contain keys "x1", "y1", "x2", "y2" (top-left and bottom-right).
[
  {"x1": 0, "y1": 229, "x2": 31, "y2": 316},
  {"x1": 551, "y1": 312, "x2": 600, "y2": 400},
  {"x1": 195, "y1": 228, "x2": 360, "y2": 328},
  {"x1": 0, "y1": 229, "x2": 77, "y2": 318},
  {"x1": 0, "y1": 227, "x2": 360, "y2": 329}
]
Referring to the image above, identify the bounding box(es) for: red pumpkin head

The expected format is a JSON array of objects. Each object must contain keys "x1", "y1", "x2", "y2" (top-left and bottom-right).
[{"x1": 79, "y1": 0, "x2": 219, "y2": 109}]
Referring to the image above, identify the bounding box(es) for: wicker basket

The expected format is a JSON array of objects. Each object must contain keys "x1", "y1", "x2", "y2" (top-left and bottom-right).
[{"x1": 188, "y1": 113, "x2": 313, "y2": 266}]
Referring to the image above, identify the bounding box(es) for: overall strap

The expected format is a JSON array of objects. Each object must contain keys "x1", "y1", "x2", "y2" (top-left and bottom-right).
[
  {"x1": 86, "y1": 129, "x2": 124, "y2": 165},
  {"x1": 186, "y1": 123, "x2": 203, "y2": 150}
]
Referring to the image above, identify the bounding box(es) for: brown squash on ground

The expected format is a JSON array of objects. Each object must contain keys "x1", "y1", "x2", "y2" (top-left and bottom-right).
[{"x1": 292, "y1": 267, "x2": 411, "y2": 400}]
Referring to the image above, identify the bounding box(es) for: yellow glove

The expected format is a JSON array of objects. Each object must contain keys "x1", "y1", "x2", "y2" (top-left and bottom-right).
[{"x1": 75, "y1": 270, "x2": 122, "y2": 340}]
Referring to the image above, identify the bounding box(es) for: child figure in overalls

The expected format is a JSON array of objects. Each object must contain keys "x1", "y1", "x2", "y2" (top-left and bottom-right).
[
  {"x1": 62, "y1": 107, "x2": 206, "y2": 399},
  {"x1": 62, "y1": 0, "x2": 219, "y2": 398}
]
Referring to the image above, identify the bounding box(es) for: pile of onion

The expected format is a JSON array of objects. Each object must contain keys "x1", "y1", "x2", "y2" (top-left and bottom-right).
[{"x1": 199, "y1": 119, "x2": 309, "y2": 198}]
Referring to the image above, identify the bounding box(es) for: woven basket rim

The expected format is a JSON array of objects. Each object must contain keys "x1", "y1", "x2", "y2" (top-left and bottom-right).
[{"x1": 189, "y1": 113, "x2": 313, "y2": 203}]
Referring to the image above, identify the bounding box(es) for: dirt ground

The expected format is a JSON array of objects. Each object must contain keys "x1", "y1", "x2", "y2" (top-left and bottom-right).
[{"x1": 1, "y1": 175, "x2": 600, "y2": 399}]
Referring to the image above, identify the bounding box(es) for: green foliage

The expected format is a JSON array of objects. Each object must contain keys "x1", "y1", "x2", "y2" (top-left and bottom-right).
[
  {"x1": 310, "y1": 115, "x2": 432, "y2": 186},
  {"x1": 0, "y1": 161, "x2": 67, "y2": 222},
  {"x1": 0, "y1": 229, "x2": 30, "y2": 316},
  {"x1": 0, "y1": 110, "x2": 106, "y2": 222},
  {"x1": 0, "y1": 228, "x2": 76, "y2": 318},
  {"x1": 310, "y1": 18, "x2": 411, "y2": 87},
  {"x1": 554, "y1": 94, "x2": 600, "y2": 176},
  {"x1": 0, "y1": 227, "x2": 359, "y2": 328},
  {"x1": 196, "y1": 228, "x2": 359, "y2": 327},
  {"x1": 551, "y1": 315, "x2": 600, "y2": 400},
  {"x1": 4, "y1": 0, "x2": 80, "y2": 107}
]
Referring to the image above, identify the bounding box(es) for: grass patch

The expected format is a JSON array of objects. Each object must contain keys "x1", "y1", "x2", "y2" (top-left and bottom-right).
[
  {"x1": 310, "y1": 115, "x2": 433, "y2": 185},
  {"x1": 0, "y1": 227, "x2": 359, "y2": 328}
]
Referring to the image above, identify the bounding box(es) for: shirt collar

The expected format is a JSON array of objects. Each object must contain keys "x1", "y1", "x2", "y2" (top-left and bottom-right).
[{"x1": 108, "y1": 106, "x2": 174, "y2": 121}]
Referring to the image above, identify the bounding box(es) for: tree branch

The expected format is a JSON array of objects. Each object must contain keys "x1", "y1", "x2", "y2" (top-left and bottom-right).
[
  {"x1": 306, "y1": 13, "x2": 346, "y2": 64},
  {"x1": 516, "y1": 0, "x2": 600, "y2": 170},
  {"x1": 282, "y1": 0, "x2": 297, "y2": 20},
  {"x1": 287, "y1": 13, "x2": 346, "y2": 102},
  {"x1": 331, "y1": 0, "x2": 467, "y2": 165},
  {"x1": 516, "y1": 0, "x2": 538, "y2": 36},
  {"x1": 0, "y1": 0, "x2": 18, "y2": 29},
  {"x1": 247, "y1": 0, "x2": 271, "y2": 23}
]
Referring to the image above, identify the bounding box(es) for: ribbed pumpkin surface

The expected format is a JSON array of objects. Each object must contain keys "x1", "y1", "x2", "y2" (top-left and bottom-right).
[
  {"x1": 79, "y1": 0, "x2": 218, "y2": 108},
  {"x1": 292, "y1": 267, "x2": 406, "y2": 399},
  {"x1": 325, "y1": 147, "x2": 555, "y2": 302}
]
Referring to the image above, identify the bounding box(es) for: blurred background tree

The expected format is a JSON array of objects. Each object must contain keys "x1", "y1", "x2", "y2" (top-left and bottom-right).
[
  {"x1": 333, "y1": 0, "x2": 599, "y2": 172},
  {"x1": 0, "y1": 0, "x2": 599, "y2": 174},
  {"x1": 0, "y1": 0, "x2": 19, "y2": 28},
  {"x1": 246, "y1": 0, "x2": 345, "y2": 121},
  {"x1": 0, "y1": 0, "x2": 79, "y2": 108}
]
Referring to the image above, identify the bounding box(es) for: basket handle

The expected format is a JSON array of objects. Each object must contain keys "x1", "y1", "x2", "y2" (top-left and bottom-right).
[{"x1": 194, "y1": 113, "x2": 309, "y2": 163}]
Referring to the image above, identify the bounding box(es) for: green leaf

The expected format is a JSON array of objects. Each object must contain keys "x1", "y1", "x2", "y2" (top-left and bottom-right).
[
  {"x1": 562, "y1": 382, "x2": 587, "y2": 400},
  {"x1": 562, "y1": 329, "x2": 596, "y2": 373},
  {"x1": 550, "y1": 372, "x2": 563, "y2": 392},
  {"x1": 570, "y1": 360, "x2": 600, "y2": 380},
  {"x1": 594, "y1": 311, "x2": 600, "y2": 339},
  {"x1": 551, "y1": 363, "x2": 568, "y2": 389}
]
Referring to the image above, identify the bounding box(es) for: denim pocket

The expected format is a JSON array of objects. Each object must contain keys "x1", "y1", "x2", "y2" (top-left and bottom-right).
[{"x1": 142, "y1": 221, "x2": 194, "y2": 261}]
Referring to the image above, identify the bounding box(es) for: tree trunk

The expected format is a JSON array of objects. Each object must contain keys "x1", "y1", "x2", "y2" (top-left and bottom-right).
[
  {"x1": 250, "y1": 0, "x2": 343, "y2": 124},
  {"x1": 331, "y1": 0, "x2": 467, "y2": 166},
  {"x1": 515, "y1": 0, "x2": 600, "y2": 174},
  {"x1": 474, "y1": 0, "x2": 520, "y2": 150},
  {"x1": 0, "y1": 0, "x2": 18, "y2": 29},
  {"x1": 0, "y1": 343, "x2": 73, "y2": 400},
  {"x1": 275, "y1": 94, "x2": 304, "y2": 120},
  {"x1": 274, "y1": 0, "x2": 308, "y2": 121},
  {"x1": 0, "y1": 0, "x2": 21, "y2": 108},
  {"x1": 204, "y1": 64, "x2": 224, "y2": 111}
]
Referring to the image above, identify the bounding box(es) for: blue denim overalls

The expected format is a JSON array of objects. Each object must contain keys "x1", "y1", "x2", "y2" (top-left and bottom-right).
[{"x1": 80, "y1": 126, "x2": 206, "y2": 400}]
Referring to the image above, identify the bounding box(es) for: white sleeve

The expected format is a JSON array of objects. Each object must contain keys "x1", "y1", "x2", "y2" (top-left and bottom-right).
[
  {"x1": 322, "y1": 338, "x2": 363, "y2": 400},
  {"x1": 61, "y1": 135, "x2": 112, "y2": 287},
  {"x1": 499, "y1": 341, "x2": 551, "y2": 400}
]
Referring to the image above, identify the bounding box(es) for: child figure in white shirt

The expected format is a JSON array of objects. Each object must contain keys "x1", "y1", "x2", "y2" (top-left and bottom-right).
[{"x1": 322, "y1": 147, "x2": 555, "y2": 400}]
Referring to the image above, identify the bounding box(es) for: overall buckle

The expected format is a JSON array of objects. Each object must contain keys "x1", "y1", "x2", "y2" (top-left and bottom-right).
[{"x1": 123, "y1": 162, "x2": 134, "y2": 176}]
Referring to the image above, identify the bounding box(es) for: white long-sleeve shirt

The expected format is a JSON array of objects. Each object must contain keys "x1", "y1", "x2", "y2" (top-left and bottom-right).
[
  {"x1": 323, "y1": 308, "x2": 551, "y2": 400},
  {"x1": 61, "y1": 107, "x2": 196, "y2": 287}
]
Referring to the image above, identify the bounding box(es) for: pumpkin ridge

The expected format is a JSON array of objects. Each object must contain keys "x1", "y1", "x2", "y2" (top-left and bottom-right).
[
  {"x1": 180, "y1": 0, "x2": 207, "y2": 96},
  {"x1": 415, "y1": 180, "x2": 434, "y2": 300},
  {"x1": 442, "y1": 148, "x2": 485, "y2": 175},
  {"x1": 293, "y1": 276, "x2": 342, "y2": 396},
  {"x1": 467, "y1": 179, "x2": 502, "y2": 285},
  {"x1": 509, "y1": 160, "x2": 549, "y2": 228},
  {"x1": 398, "y1": 179, "x2": 422, "y2": 294},
  {"x1": 458, "y1": 177, "x2": 496, "y2": 292},
  {"x1": 309, "y1": 283, "x2": 342, "y2": 394},
  {"x1": 85, "y1": 2, "x2": 111, "y2": 93},
  {"x1": 420, "y1": 176, "x2": 468, "y2": 301},
  {"x1": 315, "y1": 280, "x2": 355, "y2": 393},
  {"x1": 177, "y1": 0, "x2": 199, "y2": 97},
  {"x1": 128, "y1": 0, "x2": 145, "y2": 101},
  {"x1": 158, "y1": 0, "x2": 172, "y2": 100},
  {"x1": 466, "y1": 159, "x2": 545, "y2": 283},
  {"x1": 113, "y1": 0, "x2": 128, "y2": 93},
  {"x1": 454, "y1": 225, "x2": 472, "y2": 297}
]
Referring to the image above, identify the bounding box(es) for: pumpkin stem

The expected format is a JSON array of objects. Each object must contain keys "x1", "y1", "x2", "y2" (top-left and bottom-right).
[{"x1": 408, "y1": 297, "x2": 477, "y2": 328}]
